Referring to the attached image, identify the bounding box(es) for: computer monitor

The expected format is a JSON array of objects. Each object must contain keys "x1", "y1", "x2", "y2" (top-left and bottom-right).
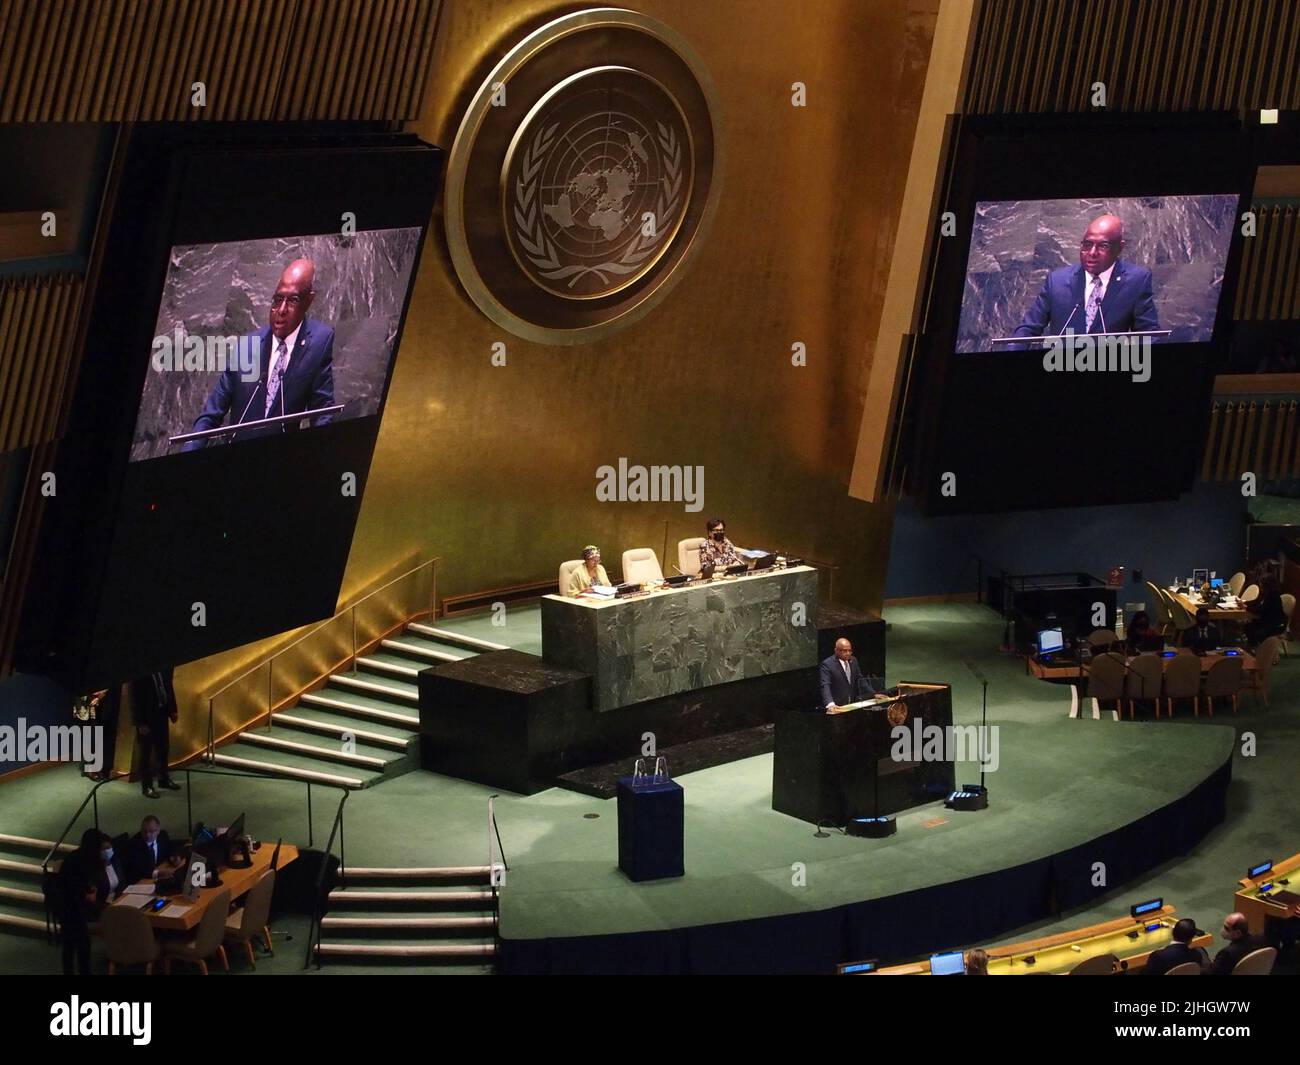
[
  {"x1": 1192, "y1": 568, "x2": 1209, "y2": 585},
  {"x1": 1211, "y1": 577, "x2": 1224, "y2": 588},
  {"x1": 1037, "y1": 628, "x2": 1064, "y2": 655},
  {"x1": 930, "y1": 950, "x2": 966, "y2": 976},
  {"x1": 215, "y1": 812, "x2": 246, "y2": 868}
]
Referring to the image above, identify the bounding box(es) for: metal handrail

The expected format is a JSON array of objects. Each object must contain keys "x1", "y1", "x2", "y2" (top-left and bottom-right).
[
  {"x1": 206, "y1": 555, "x2": 439, "y2": 761},
  {"x1": 305, "y1": 790, "x2": 349, "y2": 969}
]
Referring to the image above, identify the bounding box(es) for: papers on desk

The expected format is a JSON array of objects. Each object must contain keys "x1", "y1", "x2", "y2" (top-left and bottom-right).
[
  {"x1": 585, "y1": 584, "x2": 617, "y2": 598},
  {"x1": 736, "y1": 549, "x2": 769, "y2": 559},
  {"x1": 123, "y1": 883, "x2": 156, "y2": 895},
  {"x1": 162, "y1": 901, "x2": 192, "y2": 915},
  {"x1": 113, "y1": 894, "x2": 153, "y2": 909}
]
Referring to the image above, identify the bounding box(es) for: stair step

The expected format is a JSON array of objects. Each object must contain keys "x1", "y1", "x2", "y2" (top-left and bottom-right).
[
  {"x1": 328, "y1": 674, "x2": 419, "y2": 705},
  {"x1": 0, "y1": 857, "x2": 44, "y2": 878},
  {"x1": 344, "y1": 866, "x2": 492, "y2": 880},
  {"x1": 407, "y1": 623, "x2": 507, "y2": 653},
  {"x1": 0, "y1": 833, "x2": 74, "y2": 855},
  {"x1": 321, "y1": 916, "x2": 494, "y2": 930},
  {"x1": 0, "y1": 884, "x2": 44, "y2": 905},
  {"x1": 235, "y1": 731, "x2": 390, "y2": 769},
  {"x1": 356, "y1": 654, "x2": 423, "y2": 679},
  {"x1": 316, "y1": 941, "x2": 495, "y2": 958},
  {"x1": 299, "y1": 692, "x2": 420, "y2": 727},
  {"x1": 0, "y1": 911, "x2": 46, "y2": 933},
  {"x1": 380, "y1": 638, "x2": 464, "y2": 664},
  {"x1": 272, "y1": 713, "x2": 412, "y2": 750},
  {"x1": 210, "y1": 753, "x2": 366, "y2": 789},
  {"x1": 328, "y1": 888, "x2": 494, "y2": 905}
]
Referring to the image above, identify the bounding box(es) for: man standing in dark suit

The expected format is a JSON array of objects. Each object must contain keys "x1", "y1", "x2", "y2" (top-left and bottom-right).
[
  {"x1": 1210, "y1": 912, "x2": 1270, "y2": 975},
  {"x1": 820, "y1": 638, "x2": 877, "y2": 711},
  {"x1": 132, "y1": 669, "x2": 179, "y2": 799},
  {"x1": 182, "y1": 258, "x2": 335, "y2": 450},
  {"x1": 124, "y1": 814, "x2": 180, "y2": 883},
  {"x1": 1144, "y1": 918, "x2": 1208, "y2": 975},
  {"x1": 1013, "y1": 214, "x2": 1159, "y2": 341}
]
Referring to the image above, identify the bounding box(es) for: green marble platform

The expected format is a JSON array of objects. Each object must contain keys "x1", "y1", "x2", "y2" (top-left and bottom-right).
[{"x1": 539, "y1": 566, "x2": 819, "y2": 712}]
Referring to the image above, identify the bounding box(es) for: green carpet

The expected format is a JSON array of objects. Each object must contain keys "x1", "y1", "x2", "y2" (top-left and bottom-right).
[{"x1": 1, "y1": 600, "x2": 1294, "y2": 973}]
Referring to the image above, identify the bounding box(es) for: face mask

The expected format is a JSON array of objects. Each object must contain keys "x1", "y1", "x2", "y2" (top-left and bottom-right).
[
  {"x1": 103, "y1": 849, "x2": 114, "y2": 862},
  {"x1": 712, "y1": 531, "x2": 725, "y2": 541}
]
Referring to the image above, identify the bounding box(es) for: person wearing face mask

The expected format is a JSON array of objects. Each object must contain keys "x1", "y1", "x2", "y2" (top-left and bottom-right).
[
  {"x1": 698, "y1": 517, "x2": 743, "y2": 576},
  {"x1": 55, "y1": 829, "x2": 124, "y2": 974},
  {"x1": 1210, "y1": 912, "x2": 1270, "y2": 975}
]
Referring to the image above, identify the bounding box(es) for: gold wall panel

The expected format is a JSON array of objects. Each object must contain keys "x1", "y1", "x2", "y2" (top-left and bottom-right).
[
  {"x1": 965, "y1": 0, "x2": 1300, "y2": 113},
  {"x1": 342, "y1": 0, "x2": 940, "y2": 618},
  {"x1": 0, "y1": 0, "x2": 441, "y2": 121},
  {"x1": 0, "y1": 274, "x2": 82, "y2": 452}
]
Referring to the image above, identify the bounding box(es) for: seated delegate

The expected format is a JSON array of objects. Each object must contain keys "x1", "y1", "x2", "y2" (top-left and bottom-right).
[{"x1": 567, "y1": 545, "x2": 611, "y2": 597}]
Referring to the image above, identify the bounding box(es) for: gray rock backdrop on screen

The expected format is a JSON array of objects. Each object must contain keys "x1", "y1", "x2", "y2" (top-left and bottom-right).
[
  {"x1": 957, "y1": 194, "x2": 1238, "y2": 352},
  {"x1": 130, "y1": 227, "x2": 421, "y2": 461}
]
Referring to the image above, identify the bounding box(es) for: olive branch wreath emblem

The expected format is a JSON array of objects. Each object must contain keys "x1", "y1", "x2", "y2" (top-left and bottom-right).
[{"x1": 513, "y1": 120, "x2": 684, "y2": 289}]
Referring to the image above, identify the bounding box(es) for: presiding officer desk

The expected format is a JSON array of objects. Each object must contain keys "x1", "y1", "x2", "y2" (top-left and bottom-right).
[
  {"x1": 857, "y1": 905, "x2": 1209, "y2": 975},
  {"x1": 1235, "y1": 850, "x2": 1300, "y2": 937},
  {"x1": 107, "y1": 841, "x2": 298, "y2": 931},
  {"x1": 541, "y1": 564, "x2": 819, "y2": 712}
]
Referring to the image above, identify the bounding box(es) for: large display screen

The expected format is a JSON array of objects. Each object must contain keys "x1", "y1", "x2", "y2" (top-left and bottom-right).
[
  {"x1": 130, "y1": 228, "x2": 420, "y2": 462},
  {"x1": 957, "y1": 193, "x2": 1239, "y2": 353}
]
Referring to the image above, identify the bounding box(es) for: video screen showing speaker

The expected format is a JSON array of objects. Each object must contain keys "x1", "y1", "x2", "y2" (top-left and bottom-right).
[
  {"x1": 130, "y1": 229, "x2": 421, "y2": 462},
  {"x1": 957, "y1": 194, "x2": 1239, "y2": 353}
]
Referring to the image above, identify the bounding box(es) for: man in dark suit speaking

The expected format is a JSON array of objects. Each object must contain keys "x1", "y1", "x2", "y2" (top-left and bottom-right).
[
  {"x1": 182, "y1": 258, "x2": 335, "y2": 450},
  {"x1": 820, "y1": 638, "x2": 877, "y2": 711},
  {"x1": 1013, "y1": 214, "x2": 1159, "y2": 341}
]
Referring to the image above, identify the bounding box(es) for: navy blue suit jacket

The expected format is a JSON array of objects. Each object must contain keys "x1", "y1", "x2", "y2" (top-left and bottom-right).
[
  {"x1": 182, "y1": 318, "x2": 335, "y2": 450},
  {"x1": 1013, "y1": 261, "x2": 1159, "y2": 338},
  {"x1": 819, "y1": 654, "x2": 875, "y2": 708}
]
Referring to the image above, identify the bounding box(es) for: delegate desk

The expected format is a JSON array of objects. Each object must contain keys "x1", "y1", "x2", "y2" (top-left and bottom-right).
[
  {"x1": 1235, "y1": 851, "x2": 1300, "y2": 937},
  {"x1": 108, "y1": 842, "x2": 297, "y2": 932},
  {"x1": 772, "y1": 683, "x2": 954, "y2": 824},
  {"x1": 541, "y1": 566, "x2": 819, "y2": 712},
  {"x1": 1030, "y1": 649, "x2": 1257, "y2": 682},
  {"x1": 1168, "y1": 588, "x2": 1249, "y2": 627},
  {"x1": 859, "y1": 906, "x2": 1209, "y2": 975}
]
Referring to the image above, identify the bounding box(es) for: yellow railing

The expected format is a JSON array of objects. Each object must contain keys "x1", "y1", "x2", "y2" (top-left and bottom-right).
[{"x1": 204, "y1": 557, "x2": 439, "y2": 760}]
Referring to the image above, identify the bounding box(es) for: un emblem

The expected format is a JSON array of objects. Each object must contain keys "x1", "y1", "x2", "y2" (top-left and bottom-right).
[
  {"x1": 505, "y1": 68, "x2": 692, "y2": 300},
  {"x1": 445, "y1": 9, "x2": 721, "y2": 343}
]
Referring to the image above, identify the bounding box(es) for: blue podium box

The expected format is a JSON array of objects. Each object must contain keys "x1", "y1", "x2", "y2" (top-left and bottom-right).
[{"x1": 616, "y1": 776, "x2": 684, "y2": 882}]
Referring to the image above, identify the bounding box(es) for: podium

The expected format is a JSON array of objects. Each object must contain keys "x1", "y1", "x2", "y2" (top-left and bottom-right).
[
  {"x1": 771, "y1": 683, "x2": 954, "y2": 825},
  {"x1": 616, "y1": 776, "x2": 684, "y2": 881}
]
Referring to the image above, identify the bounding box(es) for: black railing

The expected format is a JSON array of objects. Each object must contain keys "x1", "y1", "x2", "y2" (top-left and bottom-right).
[{"x1": 305, "y1": 789, "x2": 349, "y2": 969}]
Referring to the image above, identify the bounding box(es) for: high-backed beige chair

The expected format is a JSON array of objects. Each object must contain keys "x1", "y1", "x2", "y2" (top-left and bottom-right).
[
  {"x1": 1146, "y1": 582, "x2": 1173, "y2": 636},
  {"x1": 1086, "y1": 652, "x2": 1126, "y2": 721},
  {"x1": 1164, "y1": 961, "x2": 1203, "y2": 975},
  {"x1": 1247, "y1": 635, "x2": 1281, "y2": 707},
  {"x1": 1231, "y1": 946, "x2": 1277, "y2": 975},
  {"x1": 162, "y1": 888, "x2": 231, "y2": 975},
  {"x1": 558, "y1": 559, "x2": 584, "y2": 596},
  {"x1": 1087, "y1": 628, "x2": 1119, "y2": 652},
  {"x1": 102, "y1": 903, "x2": 161, "y2": 975},
  {"x1": 1124, "y1": 654, "x2": 1165, "y2": 720},
  {"x1": 1281, "y1": 593, "x2": 1295, "y2": 655},
  {"x1": 622, "y1": 548, "x2": 663, "y2": 584},
  {"x1": 1069, "y1": 953, "x2": 1118, "y2": 975},
  {"x1": 1203, "y1": 655, "x2": 1244, "y2": 717},
  {"x1": 1163, "y1": 653, "x2": 1201, "y2": 719},
  {"x1": 1228, "y1": 571, "x2": 1246, "y2": 596},
  {"x1": 1164, "y1": 593, "x2": 1194, "y2": 643},
  {"x1": 1242, "y1": 583, "x2": 1260, "y2": 603},
  {"x1": 224, "y1": 869, "x2": 275, "y2": 967},
  {"x1": 677, "y1": 537, "x2": 705, "y2": 578}
]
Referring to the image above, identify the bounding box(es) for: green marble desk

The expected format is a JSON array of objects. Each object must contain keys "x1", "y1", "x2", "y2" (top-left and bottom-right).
[{"x1": 541, "y1": 566, "x2": 820, "y2": 712}]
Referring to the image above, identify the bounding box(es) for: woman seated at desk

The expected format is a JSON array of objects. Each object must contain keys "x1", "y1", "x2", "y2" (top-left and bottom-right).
[
  {"x1": 567, "y1": 545, "x2": 611, "y2": 597},
  {"x1": 1125, "y1": 611, "x2": 1163, "y2": 655}
]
